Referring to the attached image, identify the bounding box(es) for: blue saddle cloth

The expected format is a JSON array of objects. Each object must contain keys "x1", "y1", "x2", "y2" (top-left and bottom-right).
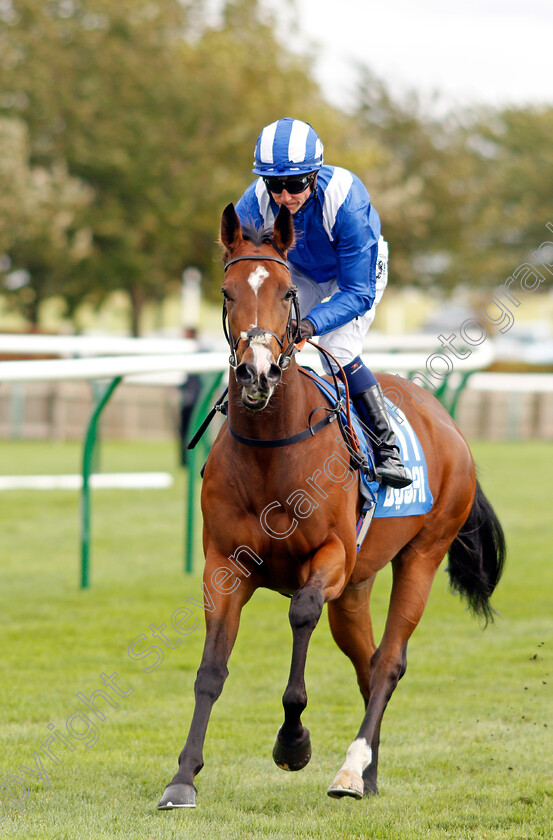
[{"x1": 302, "y1": 367, "x2": 433, "y2": 520}]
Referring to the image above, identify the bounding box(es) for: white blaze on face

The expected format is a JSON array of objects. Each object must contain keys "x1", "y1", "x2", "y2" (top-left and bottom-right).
[
  {"x1": 247, "y1": 265, "x2": 269, "y2": 324},
  {"x1": 250, "y1": 342, "x2": 272, "y2": 378},
  {"x1": 239, "y1": 331, "x2": 274, "y2": 380},
  {"x1": 248, "y1": 265, "x2": 269, "y2": 294}
]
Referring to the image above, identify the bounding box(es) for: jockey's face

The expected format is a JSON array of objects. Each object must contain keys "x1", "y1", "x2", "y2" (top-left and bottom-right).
[{"x1": 270, "y1": 185, "x2": 312, "y2": 214}]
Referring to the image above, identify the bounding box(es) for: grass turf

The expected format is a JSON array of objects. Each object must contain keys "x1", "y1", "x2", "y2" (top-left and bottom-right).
[{"x1": 0, "y1": 438, "x2": 551, "y2": 839}]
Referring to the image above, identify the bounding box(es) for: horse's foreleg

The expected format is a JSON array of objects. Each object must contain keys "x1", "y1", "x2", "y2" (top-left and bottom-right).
[
  {"x1": 273, "y1": 536, "x2": 347, "y2": 772},
  {"x1": 328, "y1": 545, "x2": 442, "y2": 799},
  {"x1": 272, "y1": 584, "x2": 323, "y2": 771},
  {"x1": 158, "y1": 552, "x2": 255, "y2": 810}
]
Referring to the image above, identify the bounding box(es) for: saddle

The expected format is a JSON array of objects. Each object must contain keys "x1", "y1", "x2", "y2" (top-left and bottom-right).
[{"x1": 297, "y1": 366, "x2": 434, "y2": 548}]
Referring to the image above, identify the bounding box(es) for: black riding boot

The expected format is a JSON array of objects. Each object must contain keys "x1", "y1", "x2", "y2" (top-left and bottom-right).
[{"x1": 352, "y1": 384, "x2": 412, "y2": 489}]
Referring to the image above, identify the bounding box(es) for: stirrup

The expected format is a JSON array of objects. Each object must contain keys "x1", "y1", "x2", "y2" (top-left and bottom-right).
[
  {"x1": 375, "y1": 455, "x2": 412, "y2": 489},
  {"x1": 374, "y1": 446, "x2": 412, "y2": 488}
]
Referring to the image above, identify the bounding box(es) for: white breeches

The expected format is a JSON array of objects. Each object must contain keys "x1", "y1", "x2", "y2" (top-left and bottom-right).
[{"x1": 289, "y1": 237, "x2": 389, "y2": 371}]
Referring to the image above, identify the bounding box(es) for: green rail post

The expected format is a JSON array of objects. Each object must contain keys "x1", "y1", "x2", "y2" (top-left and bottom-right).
[
  {"x1": 80, "y1": 376, "x2": 122, "y2": 589},
  {"x1": 445, "y1": 370, "x2": 475, "y2": 422},
  {"x1": 432, "y1": 376, "x2": 451, "y2": 412},
  {"x1": 185, "y1": 370, "x2": 226, "y2": 574},
  {"x1": 411, "y1": 369, "x2": 476, "y2": 421}
]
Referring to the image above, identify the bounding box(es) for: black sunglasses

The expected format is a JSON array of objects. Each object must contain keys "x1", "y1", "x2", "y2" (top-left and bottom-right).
[{"x1": 263, "y1": 173, "x2": 315, "y2": 195}]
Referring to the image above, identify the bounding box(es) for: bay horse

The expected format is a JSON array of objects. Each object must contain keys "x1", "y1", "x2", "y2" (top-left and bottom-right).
[{"x1": 158, "y1": 203, "x2": 505, "y2": 809}]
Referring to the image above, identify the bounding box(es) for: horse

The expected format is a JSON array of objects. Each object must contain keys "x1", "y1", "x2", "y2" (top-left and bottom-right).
[{"x1": 157, "y1": 203, "x2": 505, "y2": 809}]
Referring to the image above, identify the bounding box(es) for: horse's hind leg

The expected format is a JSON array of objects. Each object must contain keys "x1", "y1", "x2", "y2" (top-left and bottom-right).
[
  {"x1": 328, "y1": 577, "x2": 376, "y2": 705},
  {"x1": 328, "y1": 543, "x2": 443, "y2": 799},
  {"x1": 327, "y1": 576, "x2": 379, "y2": 798}
]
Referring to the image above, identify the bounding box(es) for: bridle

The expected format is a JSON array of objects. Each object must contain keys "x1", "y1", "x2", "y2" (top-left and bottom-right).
[
  {"x1": 201, "y1": 251, "x2": 366, "y2": 471},
  {"x1": 188, "y1": 251, "x2": 366, "y2": 471},
  {"x1": 222, "y1": 254, "x2": 302, "y2": 370}
]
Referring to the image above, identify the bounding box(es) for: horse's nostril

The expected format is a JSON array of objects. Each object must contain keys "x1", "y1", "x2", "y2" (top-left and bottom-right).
[
  {"x1": 259, "y1": 365, "x2": 282, "y2": 389},
  {"x1": 235, "y1": 362, "x2": 256, "y2": 386},
  {"x1": 266, "y1": 364, "x2": 282, "y2": 386}
]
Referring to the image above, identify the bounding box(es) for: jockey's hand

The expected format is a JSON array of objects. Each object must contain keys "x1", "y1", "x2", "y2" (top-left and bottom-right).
[{"x1": 291, "y1": 319, "x2": 315, "y2": 341}]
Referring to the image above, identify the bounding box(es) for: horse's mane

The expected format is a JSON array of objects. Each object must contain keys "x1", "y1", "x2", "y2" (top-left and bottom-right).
[
  {"x1": 221, "y1": 220, "x2": 286, "y2": 262},
  {"x1": 242, "y1": 224, "x2": 272, "y2": 246}
]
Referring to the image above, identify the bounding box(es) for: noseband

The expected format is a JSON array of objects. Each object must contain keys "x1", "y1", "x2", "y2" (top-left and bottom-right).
[{"x1": 222, "y1": 254, "x2": 302, "y2": 370}]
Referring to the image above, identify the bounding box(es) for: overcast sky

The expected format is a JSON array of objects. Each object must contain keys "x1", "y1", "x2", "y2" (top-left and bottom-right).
[{"x1": 279, "y1": 0, "x2": 553, "y2": 112}]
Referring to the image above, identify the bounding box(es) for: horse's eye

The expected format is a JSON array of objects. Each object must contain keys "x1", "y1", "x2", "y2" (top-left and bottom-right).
[
  {"x1": 284, "y1": 289, "x2": 295, "y2": 300},
  {"x1": 221, "y1": 288, "x2": 232, "y2": 301}
]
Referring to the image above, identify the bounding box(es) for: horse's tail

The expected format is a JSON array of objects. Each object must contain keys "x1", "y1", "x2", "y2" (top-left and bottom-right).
[{"x1": 446, "y1": 478, "x2": 506, "y2": 625}]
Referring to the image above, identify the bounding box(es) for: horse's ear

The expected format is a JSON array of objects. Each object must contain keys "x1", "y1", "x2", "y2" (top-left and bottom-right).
[
  {"x1": 220, "y1": 203, "x2": 243, "y2": 250},
  {"x1": 273, "y1": 206, "x2": 295, "y2": 255}
]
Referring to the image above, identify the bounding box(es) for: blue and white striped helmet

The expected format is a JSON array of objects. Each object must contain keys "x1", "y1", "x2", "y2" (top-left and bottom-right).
[{"x1": 253, "y1": 118, "x2": 324, "y2": 176}]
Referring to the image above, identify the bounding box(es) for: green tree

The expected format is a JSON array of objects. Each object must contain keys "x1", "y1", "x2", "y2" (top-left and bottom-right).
[
  {"x1": 0, "y1": 0, "x2": 338, "y2": 331},
  {"x1": 453, "y1": 105, "x2": 553, "y2": 288},
  {"x1": 353, "y1": 69, "x2": 467, "y2": 291},
  {"x1": 171, "y1": 0, "x2": 341, "y2": 298},
  {"x1": 1, "y1": 0, "x2": 202, "y2": 333},
  {"x1": 0, "y1": 118, "x2": 27, "y2": 254},
  {"x1": 353, "y1": 70, "x2": 553, "y2": 296},
  {"x1": 0, "y1": 117, "x2": 92, "y2": 326}
]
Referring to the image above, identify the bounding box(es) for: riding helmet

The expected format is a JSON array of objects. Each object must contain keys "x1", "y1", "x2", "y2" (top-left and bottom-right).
[{"x1": 253, "y1": 118, "x2": 324, "y2": 176}]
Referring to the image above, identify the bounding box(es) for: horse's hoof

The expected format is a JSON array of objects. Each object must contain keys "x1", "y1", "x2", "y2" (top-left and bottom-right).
[
  {"x1": 157, "y1": 782, "x2": 197, "y2": 809},
  {"x1": 272, "y1": 726, "x2": 312, "y2": 771},
  {"x1": 327, "y1": 769, "x2": 364, "y2": 799}
]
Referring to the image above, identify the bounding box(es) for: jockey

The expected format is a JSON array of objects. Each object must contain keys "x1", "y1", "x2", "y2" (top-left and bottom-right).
[{"x1": 235, "y1": 117, "x2": 412, "y2": 489}]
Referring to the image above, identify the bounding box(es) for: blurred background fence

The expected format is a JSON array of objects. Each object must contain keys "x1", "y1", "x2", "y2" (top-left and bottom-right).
[
  {"x1": 3, "y1": 373, "x2": 553, "y2": 442},
  {"x1": 2, "y1": 334, "x2": 553, "y2": 442}
]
